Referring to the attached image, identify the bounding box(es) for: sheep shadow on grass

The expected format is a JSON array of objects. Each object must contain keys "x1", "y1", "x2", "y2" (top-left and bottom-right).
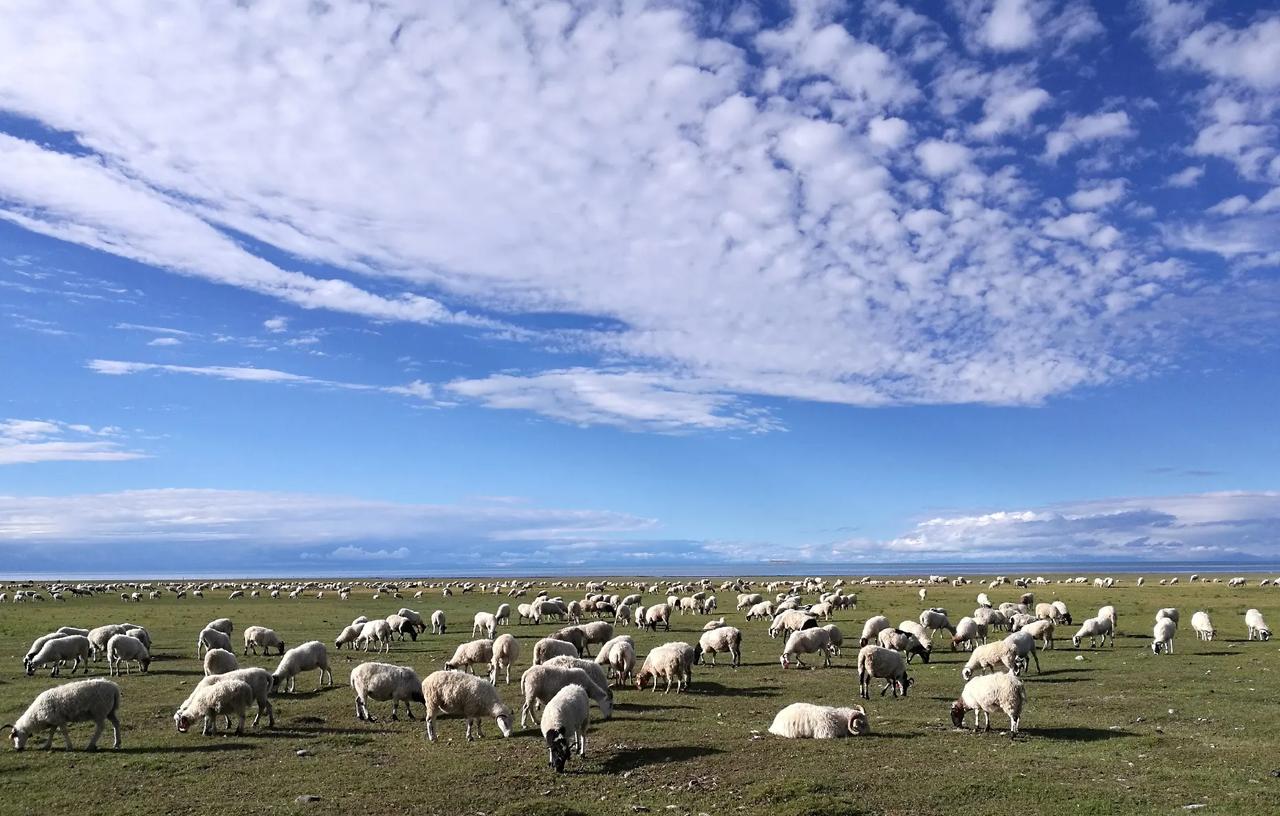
[
  {"x1": 1029, "y1": 726, "x2": 1136, "y2": 741},
  {"x1": 600, "y1": 745, "x2": 723, "y2": 773},
  {"x1": 691, "y1": 681, "x2": 781, "y2": 698},
  {"x1": 115, "y1": 743, "x2": 258, "y2": 754}
]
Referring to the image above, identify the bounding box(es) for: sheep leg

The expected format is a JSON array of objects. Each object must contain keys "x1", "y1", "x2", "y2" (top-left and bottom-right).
[
  {"x1": 578, "y1": 731, "x2": 587, "y2": 757},
  {"x1": 520, "y1": 702, "x2": 531, "y2": 728},
  {"x1": 425, "y1": 715, "x2": 437, "y2": 742},
  {"x1": 355, "y1": 696, "x2": 367, "y2": 721},
  {"x1": 58, "y1": 724, "x2": 75, "y2": 750},
  {"x1": 403, "y1": 702, "x2": 416, "y2": 721},
  {"x1": 42, "y1": 728, "x2": 55, "y2": 750}
]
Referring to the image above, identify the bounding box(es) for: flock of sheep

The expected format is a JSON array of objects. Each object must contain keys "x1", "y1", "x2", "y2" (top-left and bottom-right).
[{"x1": 2, "y1": 574, "x2": 1275, "y2": 773}]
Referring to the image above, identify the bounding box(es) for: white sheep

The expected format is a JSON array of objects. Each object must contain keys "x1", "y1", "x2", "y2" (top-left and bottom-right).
[
  {"x1": 781, "y1": 628, "x2": 834, "y2": 669},
  {"x1": 106, "y1": 634, "x2": 151, "y2": 675},
  {"x1": 856, "y1": 645, "x2": 912, "y2": 699},
  {"x1": 88, "y1": 624, "x2": 131, "y2": 661},
  {"x1": 197, "y1": 627, "x2": 232, "y2": 658},
  {"x1": 124, "y1": 627, "x2": 152, "y2": 651},
  {"x1": 445, "y1": 639, "x2": 495, "y2": 673},
  {"x1": 198, "y1": 668, "x2": 275, "y2": 727},
  {"x1": 598, "y1": 638, "x2": 636, "y2": 686},
  {"x1": 207, "y1": 618, "x2": 234, "y2": 635},
  {"x1": 919, "y1": 608, "x2": 956, "y2": 637},
  {"x1": 243, "y1": 625, "x2": 286, "y2": 656},
  {"x1": 24, "y1": 632, "x2": 71, "y2": 669},
  {"x1": 952, "y1": 616, "x2": 987, "y2": 651},
  {"x1": 494, "y1": 603, "x2": 511, "y2": 627},
  {"x1": 3, "y1": 678, "x2": 121, "y2": 751},
  {"x1": 25, "y1": 635, "x2": 91, "y2": 677},
  {"x1": 962, "y1": 640, "x2": 1019, "y2": 679},
  {"x1": 821, "y1": 624, "x2": 845, "y2": 655},
  {"x1": 488, "y1": 633, "x2": 521, "y2": 684},
  {"x1": 334, "y1": 624, "x2": 363, "y2": 650},
  {"x1": 702, "y1": 616, "x2": 726, "y2": 631},
  {"x1": 203, "y1": 648, "x2": 240, "y2": 676},
  {"x1": 642, "y1": 603, "x2": 672, "y2": 631},
  {"x1": 768, "y1": 702, "x2": 869, "y2": 738},
  {"x1": 635, "y1": 642, "x2": 695, "y2": 693},
  {"x1": 350, "y1": 662, "x2": 425, "y2": 721},
  {"x1": 1191, "y1": 611, "x2": 1216, "y2": 641},
  {"x1": 1004, "y1": 630, "x2": 1041, "y2": 674},
  {"x1": 519, "y1": 664, "x2": 613, "y2": 726},
  {"x1": 473, "y1": 612, "x2": 497, "y2": 639},
  {"x1": 271, "y1": 641, "x2": 333, "y2": 692},
  {"x1": 357, "y1": 620, "x2": 392, "y2": 653},
  {"x1": 174, "y1": 678, "x2": 253, "y2": 736},
  {"x1": 1152, "y1": 617, "x2": 1177, "y2": 654},
  {"x1": 396, "y1": 608, "x2": 427, "y2": 634},
  {"x1": 1245, "y1": 608, "x2": 1271, "y2": 641},
  {"x1": 1020, "y1": 618, "x2": 1055, "y2": 650},
  {"x1": 951, "y1": 672, "x2": 1025, "y2": 735},
  {"x1": 544, "y1": 656, "x2": 613, "y2": 701},
  {"x1": 1072, "y1": 615, "x2": 1115, "y2": 649},
  {"x1": 386, "y1": 615, "x2": 419, "y2": 641},
  {"x1": 431, "y1": 610, "x2": 447, "y2": 635},
  {"x1": 542, "y1": 684, "x2": 590, "y2": 773},
  {"x1": 1097, "y1": 604, "x2": 1118, "y2": 632},
  {"x1": 421, "y1": 670, "x2": 514, "y2": 742},
  {"x1": 694, "y1": 626, "x2": 743, "y2": 667},
  {"x1": 859, "y1": 615, "x2": 890, "y2": 647},
  {"x1": 534, "y1": 637, "x2": 579, "y2": 665},
  {"x1": 1155, "y1": 607, "x2": 1179, "y2": 627}
]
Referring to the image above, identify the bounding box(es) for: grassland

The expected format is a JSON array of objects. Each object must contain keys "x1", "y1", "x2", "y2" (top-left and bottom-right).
[{"x1": 0, "y1": 575, "x2": 1278, "y2": 816}]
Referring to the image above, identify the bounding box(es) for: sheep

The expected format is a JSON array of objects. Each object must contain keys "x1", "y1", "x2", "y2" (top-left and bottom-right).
[
  {"x1": 442, "y1": 639, "x2": 494, "y2": 674},
  {"x1": 576, "y1": 621, "x2": 614, "y2": 655},
  {"x1": 876, "y1": 628, "x2": 931, "y2": 664},
  {"x1": 541, "y1": 684, "x2": 590, "y2": 773},
  {"x1": 736, "y1": 592, "x2": 763, "y2": 610},
  {"x1": 242, "y1": 625, "x2": 286, "y2": 656},
  {"x1": 488, "y1": 633, "x2": 521, "y2": 685},
  {"x1": 642, "y1": 603, "x2": 672, "y2": 632},
  {"x1": 421, "y1": 670, "x2": 513, "y2": 742},
  {"x1": 351, "y1": 615, "x2": 370, "y2": 627},
  {"x1": 952, "y1": 616, "x2": 987, "y2": 651},
  {"x1": 55, "y1": 626, "x2": 90, "y2": 637},
  {"x1": 1245, "y1": 608, "x2": 1271, "y2": 641},
  {"x1": 207, "y1": 618, "x2": 234, "y2": 635},
  {"x1": 919, "y1": 608, "x2": 957, "y2": 637},
  {"x1": 694, "y1": 626, "x2": 743, "y2": 667},
  {"x1": 473, "y1": 612, "x2": 497, "y2": 639},
  {"x1": 396, "y1": 608, "x2": 427, "y2": 634},
  {"x1": 1004, "y1": 630, "x2": 1041, "y2": 674},
  {"x1": 635, "y1": 642, "x2": 695, "y2": 693},
  {"x1": 599, "y1": 639, "x2": 636, "y2": 686},
  {"x1": 197, "y1": 668, "x2": 275, "y2": 727},
  {"x1": 106, "y1": 634, "x2": 151, "y2": 675},
  {"x1": 25, "y1": 636, "x2": 91, "y2": 677},
  {"x1": 1191, "y1": 611, "x2": 1216, "y2": 641},
  {"x1": 768, "y1": 703, "x2": 869, "y2": 738},
  {"x1": 124, "y1": 626, "x2": 152, "y2": 651},
  {"x1": 23, "y1": 632, "x2": 71, "y2": 669},
  {"x1": 197, "y1": 627, "x2": 232, "y2": 658},
  {"x1": 1097, "y1": 604, "x2": 1118, "y2": 632},
  {"x1": 769, "y1": 610, "x2": 818, "y2": 639},
  {"x1": 859, "y1": 615, "x2": 890, "y2": 647},
  {"x1": 520, "y1": 664, "x2": 613, "y2": 726},
  {"x1": 856, "y1": 645, "x2": 912, "y2": 699},
  {"x1": 350, "y1": 662, "x2": 425, "y2": 721},
  {"x1": 494, "y1": 603, "x2": 511, "y2": 627},
  {"x1": 746, "y1": 601, "x2": 776, "y2": 621},
  {"x1": 203, "y1": 648, "x2": 239, "y2": 676},
  {"x1": 894, "y1": 621, "x2": 935, "y2": 657},
  {"x1": 1072, "y1": 615, "x2": 1115, "y2": 649},
  {"x1": 962, "y1": 640, "x2": 1019, "y2": 679},
  {"x1": 431, "y1": 610, "x2": 446, "y2": 635},
  {"x1": 951, "y1": 672, "x2": 1025, "y2": 736},
  {"x1": 89, "y1": 624, "x2": 131, "y2": 661},
  {"x1": 1051, "y1": 600, "x2": 1072, "y2": 624},
  {"x1": 1152, "y1": 617, "x2": 1177, "y2": 654},
  {"x1": 544, "y1": 656, "x2": 613, "y2": 702},
  {"x1": 1155, "y1": 607, "x2": 1179, "y2": 627},
  {"x1": 702, "y1": 616, "x2": 726, "y2": 631},
  {"x1": 335, "y1": 624, "x2": 363, "y2": 650},
  {"x1": 781, "y1": 627, "x2": 835, "y2": 669},
  {"x1": 174, "y1": 679, "x2": 253, "y2": 736},
  {"x1": 534, "y1": 636, "x2": 580, "y2": 665},
  {"x1": 386, "y1": 614, "x2": 419, "y2": 641},
  {"x1": 821, "y1": 624, "x2": 845, "y2": 656},
  {"x1": 3, "y1": 678, "x2": 122, "y2": 751},
  {"x1": 357, "y1": 620, "x2": 392, "y2": 653},
  {"x1": 1020, "y1": 618, "x2": 1055, "y2": 650},
  {"x1": 271, "y1": 641, "x2": 333, "y2": 692},
  {"x1": 614, "y1": 603, "x2": 632, "y2": 627}
]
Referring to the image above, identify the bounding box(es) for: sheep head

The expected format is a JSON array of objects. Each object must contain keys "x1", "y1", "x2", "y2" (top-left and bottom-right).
[
  {"x1": 4, "y1": 724, "x2": 28, "y2": 751},
  {"x1": 545, "y1": 728, "x2": 571, "y2": 773},
  {"x1": 846, "y1": 707, "x2": 870, "y2": 736}
]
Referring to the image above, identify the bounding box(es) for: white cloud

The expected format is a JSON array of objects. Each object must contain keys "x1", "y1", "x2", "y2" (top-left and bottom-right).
[
  {"x1": 147, "y1": 336, "x2": 181, "y2": 347},
  {"x1": 1045, "y1": 111, "x2": 1136, "y2": 160},
  {"x1": 915, "y1": 139, "x2": 972, "y2": 176},
  {"x1": 0, "y1": 418, "x2": 146, "y2": 465},
  {"x1": 867, "y1": 116, "x2": 910, "y2": 149},
  {"x1": 1067, "y1": 179, "x2": 1127, "y2": 210},
  {"x1": 263, "y1": 316, "x2": 288, "y2": 333},
  {"x1": 972, "y1": 86, "x2": 1051, "y2": 139},
  {"x1": 982, "y1": 0, "x2": 1037, "y2": 51},
  {"x1": 1165, "y1": 166, "x2": 1205, "y2": 187},
  {"x1": 1207, "y1": 195, "x2": 1250, "y2": 216},
  {"x1": 1174, "y1": 16, "x2": 1280, "y2": 90}
]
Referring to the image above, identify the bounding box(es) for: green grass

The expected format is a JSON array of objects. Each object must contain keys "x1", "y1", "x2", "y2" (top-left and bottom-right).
[{"x1": 1, "y1": 576, "x2": 1278, "y2": 816}]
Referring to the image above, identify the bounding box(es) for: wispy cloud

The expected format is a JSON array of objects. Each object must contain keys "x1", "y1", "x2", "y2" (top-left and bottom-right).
[{"x1": 0, "y1": 418, "x2": 147, "y2": 465}]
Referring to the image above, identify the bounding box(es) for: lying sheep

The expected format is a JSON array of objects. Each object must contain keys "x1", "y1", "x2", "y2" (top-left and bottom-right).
[
  {"x1": 445, "y1": 639, "x2": 494, "y2": 673},
  {"x1": 962, "y1": 640, "x2": 1020, "y2": 679},
  {"x1": 1152, "y1": 617, "x2": 1177, "y2": 654},
  {"x1": 203, "y1": 648, "x2": 239, "y2": 676},
  {"x1": 695, "y1": 626, "x2": 743, "y2": 667},
  {"x1": 859, "y1": 615, "x2": 890, "y2": 647},
  {"x1": 635, "y1": 642, "x2": 695, "y2": 693},
  {"x1": 25, "y1": 635, "x2": 91, "y2": 677},
  {"x1": 175, "y1": 678, "x2": 253, "y2": 736},
  {"x1": 351, "y1": 662, "x2": 425, "y2": 721},
  {"x1": 243, "y1": 625, "x2": 286, "y2": 656},
  {"x1": 781, "y1": 628, "x2": 834, "y2": 669},
  {"x1": 3, "y1": 678, "x2": 121, "y2": 751},
  {"x1": 856, "y1": 645, "x2": 912, "y2": 699},
  {"x1": 1246, "y1": 608, "x2": 1271, "y2": 641},
  {"x1": 421, "y1": 670, "x2": 513, "y2": 742},
  {"x1": 1072, "y1": 615, "x2": 1115, "y2": 649},
  {"x1": 542, "y1": 684, "x2": 590, "y2": 774},
  {"x1": 951, "y1": 672, "x2": 1025, "y2": 736},
  {"x1": 489, "y1": 633, "x2": 521, "y2": 685},
  {"x1": 106, "y1": 634, "x2": 151, "y2": 675},
  {"x1": 768, "y1": 702, "x2": 869, "y2": 738},
  {"x1": 534, "y1": 637, "x2": 579, "y2": 665},
  {"x1": 197, "y1": 627, "x2": 232, "y2": 658},
  {"x1": 520, "y1": 664, "x2": 613, "y2": 726},
  {"x1": 1191, "y1": 611, "x2": 1216, "y2": 641},
  {"x1": 271, "y1": 641, "x2": 333, "y2": 692}
]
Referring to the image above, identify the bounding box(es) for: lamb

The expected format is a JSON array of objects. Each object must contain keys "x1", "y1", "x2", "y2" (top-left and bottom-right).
[
  {"x1": 207, "y1": 618, "x2": 234, "y2": 635},
  {"x1": 856, "y1": 645, "x2": 912, "y2": 699},
  {"x1": 1245, "y1": 608, "x2": 1271, "y2": 641},
  {"x1": 1191, "y1": 611, "x2": 1216, "y2": 641},
  {"x1": 781, "y1": 627, "x2": 835, "y2": 668},
  {"x1": 952, "y1": 616, "x2": 988, "y2": 651},
  {"x1": 876, "y1": 628, "x2": 931, "y2": 664},
  {"x1": 106, "y1": 634, "x2": 151, "y2": 675},
  {"x1": 544, "y1": 656, "x2": 613, "y2": 704},
  {"x1": 445, "y1": 639, "x2": 495, "y2": 673},
  {"x1": 357, "y1": 620, "x2": 393, "y2": 653},
  {"x1": 196, "y1": 668, "x2": 275, "y2": 727},
  {"x1": 951, "y1": 672, "x2": 1025, "y2": 736},
  {"x1": 421, "y1": 670, "x2": 514, "y2": 742},
  {"x1": 242, "y1": 625, "x2": 286, "y2": 656},
  {"x1": 919, "y1": 608, "x2": 957, "y2": 637},
  {"x1": 1072, "y1": 615, "x2": 1115, "y2": 649},
  {"x1": 769, "y1": 610, "x2": 818, "y2": 639},
  {"x1": 859, "y1": 615, "x2": 891, "y2": 647},
  {"x1": 642, "y1": 603, "x2": 672, "y2": 632},
  {"x1": 541, "y1": 684, "x2": 590, "y2": 773},
  {"x1": 203, "y1": 648, "x2": 239, "y2": 676},
  {"x1": 473, "y1": 612, "x2": 497, "y2": 639},
  {"x1": 197, "y1": 627, "x2": 233, "y2": 658},
  {"x1": 25, "y1": 635, "x2": 91, "y2": 677},
  {"x1": 350, "y1": 662, "x2": 425, "y2": 721},
  {"x1": 635, "y1": 642, "x2": 695, "y2": 693},
  {"x1": 1152, "y1": 617, "x2": 1177, "y2": 655},
  {"x1": 962, "y1": 640, "x2": 1019, "y2": 679},
  {"x1": 534, "y1": 637, "x2": 580, "y2": 665},
  {"x1": 694, "y1": 626, "x2": 743, "y2": 667},
  {"x1": 271, "y1": 641, "x2": 333, "y2": 692},
  {"x1": 520, "y1": 664, "x2": 613, "y2": 726},
  {"x1": 174, "y1": 678, "x2": 253, "y2": 736},
  {"x1": 488, "y1": 633, "x2": 521, "y2": 684},
  {"x1": 768, "y1": 702, "x2": 869, "y2": 738},
  {"x1": 431, "y1": 610, "x2": 446, "y2": 634},
  {"x1": 3, "y1": 678, "x2": 121, "y2": 751}
]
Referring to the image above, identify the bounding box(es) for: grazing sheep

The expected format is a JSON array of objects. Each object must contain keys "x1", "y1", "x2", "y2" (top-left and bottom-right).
[
  {"x1": 106, "y1": 634, "x2": 151, "y2": 675},
  {"x1": 746, "y1": 601, "x2": 776, "y2": 621},
  {"x1": 876, "y1": 628, "x2": 931, "y2": 664},
  {"x1": 951, "y1": 672, "x2": 1025, "y2": 735},
  {"x1": 350, "y1": 662, "x2": 425, "y2": 721},
  {"x1": 1072, "y1": 615, "x2": 1115, "y2": 649},
  {"x1": 386, "y1": 615, "x2": 419, "y2": 641},
  {"x1": 952, "y1": 616, "x2": 988, "y2": 651},
  {"x1": 198, "y1": 668, "x2": 275, "y2": 727},
  {"x1": 768, "y1": 702, "x2": 869, "y2": 738},
  {"x1": 856, "y1": 645, "x2": 912, "y2": 699},
  {"x1": 962, "y1": 640, "x2": 1019, "y2": 679},
  {"x1": 1097, "y1": 605, "x2": 1118, "y2": 632},
  {"x1": 89, "y1": 624, "x2": 131, "y2": 661},
  {"x1": 243, "y1": 626, "x2": 286, "y2": 656},
  {"x1": 488, "y1": 633, "x2": 521, "y2": 685},
  {"x1": 1152, "y1": 617, "x2": 1177, "y2": 654},
  {"x1": 821, "y1": 624, "x2": 845, "y2": 656},
  {"x1": 1245, "y1": 609, "x2": 1271, "y2": 641},
  {"x1": 895, "y1": 620, "x2": 934, "y2": 652},
  {"x1": 781, "y1": 628, "x2": 834, "y2": 669},
  {"x1": 694, "y1": 626, "x2": 743, "y2": 667},
  {"x1": 473, "y1": 612, "x2": 497, "y2": 639},
  {"x1": 1191, "y1": 611, "x2": 1216, "y2": 641},
  {"x1": 55, "y1": 626, "x2": 90, "y2": 637},
  {"x1": 1155, "y1": 608, "x2": 1179, "y2": 627},
  {"x1": 534, "y1": 637, "x2": 580, "y2": 665},
  {"x1": 919, "y1": 608, "x2": 957, "y2": 637},
  {"x1": 635, "y1": 642, "x2": 695, "y2": 693},
  {"x1": 207, "y1": 618, "x2": 234, "y2": 636},
  {"x1": 357, "y1": 620, "x2": 393, "y2": 653},
  {"x1": 271, "y1": 641, "x2": 333, "y2": 692},
  {"x1": 494, "y1": 604, "x2": 511, "y2": 627},
  {"x1": 702, "y1": 616, "x2": 726, "y2": 631},
  {"x1": 1020, "y1": 619, "x2": 1055, "y2": 650},
  {"x1": 197, "y1": 627, "x2": 232, "y2": 658},
  {"x1": 431, "y1": 610, "x2": 447, "y2": 635},
  {"x1": 544, "y1": 657, "x2": 612, "y2": 703},
  {"x1": 859, "y1": 615, "x2": 890, "y2": 647},
  {"x1": 24, "y1": 632, "x2": 73, "y2": 670},
  {"x1": 175, "y1": 679, "x2": 253, "y2": 736},
  {"x1": 445, "y1": 639, "x2": 495, "y2": 673},
  {"x1": 3, "y1": 679, "x2": 121, "y2": 751},
  {"x1": 520, "y1": 664, "x2": 613, "y2": 726},
  {"x1": 576, "y1": 621, "x2": 614, "y2": 655},
  {"x1": 421, "y1": 670, "x2": 513, "y2": 742},
  {"x1": 335, "y1": 624, "x2": 363, "y2": 650},
  {"x1": 396, "y1": 608, "x2": 427, "y2": 634},
  {"x1": 25, "y1": 636, "x2": 91, "y2": 677},
  {"x1": 642, "y1": 603, "x2": 672, "y2": 632},
  {"x1": 736, "y1": 592, "x2": 764, "y2": 610},
  {"x1": 769, "y1": 610, "x2": 818, "y2": 639},
  {"x1": 541, "y1": 684, "x2": 590, "y2": 773},
  {"x1": 1004, "y1": 631, "x2": 1041, "y2": 674},
  {"x1": 598, "y1": 639, "x2": 636, "y2": 686},
  {"x1": 203, "y1": 648, "x2": 239, "y2": 676}
]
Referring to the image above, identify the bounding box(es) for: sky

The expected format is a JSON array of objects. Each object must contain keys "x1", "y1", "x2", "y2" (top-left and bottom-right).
[{"x1": 1, "y1": 0, "x2": 1279, "y2": 576}]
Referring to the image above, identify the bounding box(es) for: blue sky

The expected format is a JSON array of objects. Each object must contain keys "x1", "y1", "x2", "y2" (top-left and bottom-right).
[{"x1": 1, "y1": 0, "x2": 1279, "y2": 575}]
